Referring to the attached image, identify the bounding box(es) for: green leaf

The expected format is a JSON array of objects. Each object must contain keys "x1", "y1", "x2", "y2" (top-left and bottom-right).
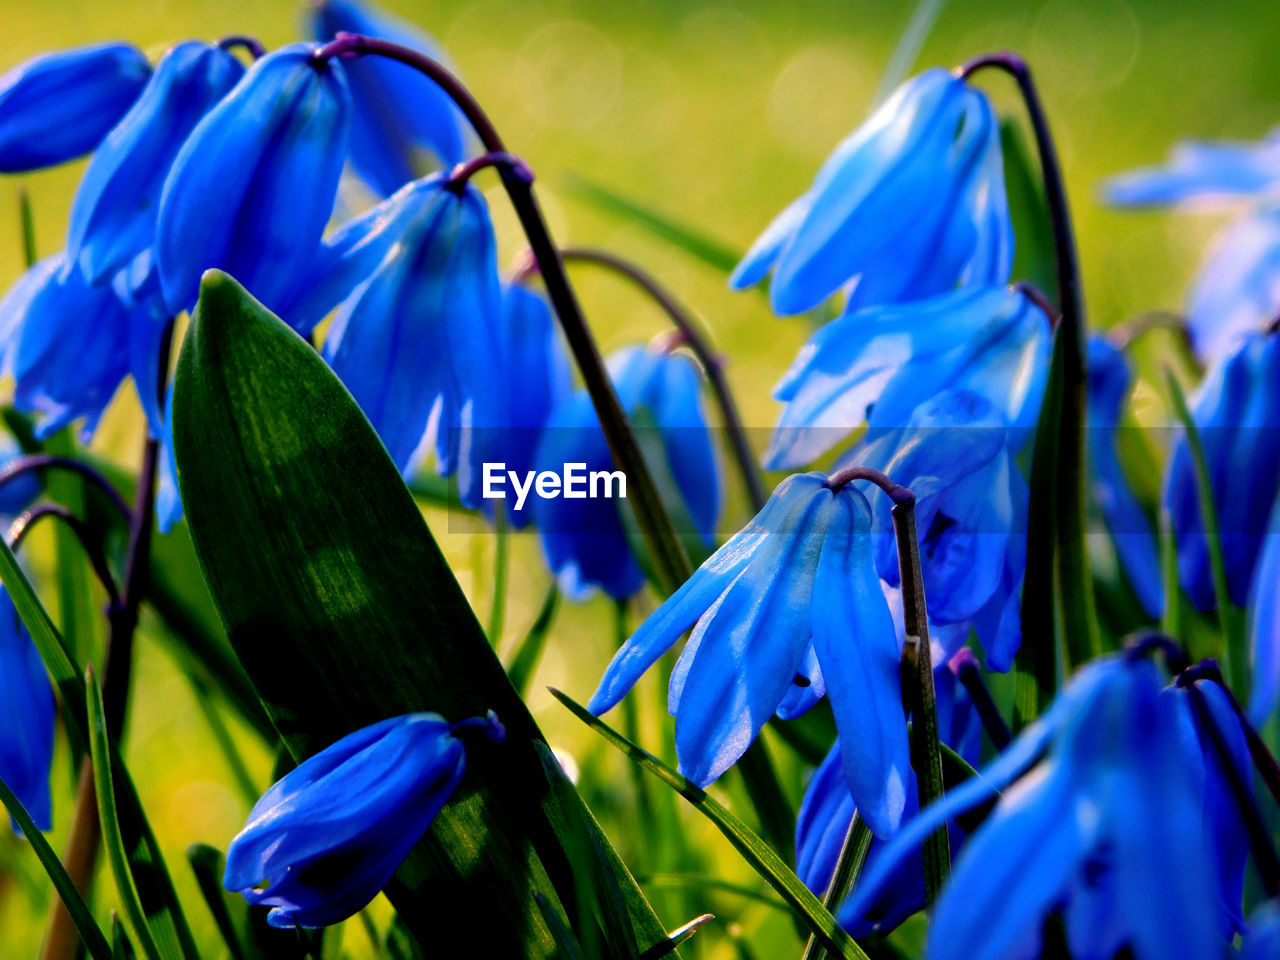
[
  {"x1": 171, "y1": 271, "x2": 677, "y2": 959},
  {"x1": 871, "y1": 0, "x2": 948, "y2": 107},
  {"x1": 551, "y1": 689, "x2": 869, "y2": 960},
  {"x1": 112, "y1": 916, "x2": 136, "y2": 960},
  {"x1": 86, "y1": 666, "x2": 166, "y2": 960},
  {"x1": 0, "y1": 536, "x2": 199, "y2": 960},
  {"x1": 0, "y1": 776, "x2": 113, "y2": 960},
  {"x1": 565, "y1": 175, "x2": 742, "y2": 274},
  {"x1": 506, "y1": 584, "x2": 560, "y2": 698}
]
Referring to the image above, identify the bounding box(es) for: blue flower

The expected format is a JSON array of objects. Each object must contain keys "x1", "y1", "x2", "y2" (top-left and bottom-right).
[
  {"x1": 1183, "y1": 205, "x2": 1280, "y2": 363},
  {"x1": 1104, "y1": 130, "x2": 1280, "y2": 208},
  {"x1": 0, "y1": 587, "x2": 55, "y2": 832},
  {"x1": 0, "y1": 435, "x2": 41, "y2": 518},
  {"x1": 1086, "y1": 335, "x2": 1163, "y2": 618},
  {"x1": 290, "y1": 175, "x2": 505, "y2": 503},
  {"x1": 67, "y1": 42, "x2": 245, "y2": 293},
  {"x1": 1172, "y1": 676, "x2": 1252, "y2": 938},
  {"x1": 841, "y1": 655, "x2": 1222, "y2": 960},
  {"x1": 1243, "y1": 901, "x2": 1280, "y2": 960},
  {"x1": 224, "y1": 711, "x2": 503, "y2": 929},
  {"x1": 534, "y1": 344, "x2": 719, "y2": 601},
  {"x1": 0, "y1": 253, "x2": 134, "y2": 440},
  {"x1": 155, "y1": 44, "x2": 351, "y2": 316},
  {"x1": 766, "y1": 284, "x2": 1050, "y2": 470},
  {"x1": 308, "y1": 0, "x2": 470, "y2": 196},
  {"x1": 590, "y1": 471, "x2": 906, "y2": 835},
  {"x1": 1250, "y1": 508, "x2": 1280, "y2": 725},
  {"x1": 1164, "y1": 330, "x2": 1280, "y2": 610},
  {"x1": 731, "y1": 68, "x2": 1012, "y2": 316},
  {"x1": 843, "y1": 390, "x2": 1028, "y2": 670},
  {"x1": 0, "y1": 42, "x2": 151, "y2": 173},
  {"x1": 797, "y1": 655, "x2": 979, "y2": 935}
]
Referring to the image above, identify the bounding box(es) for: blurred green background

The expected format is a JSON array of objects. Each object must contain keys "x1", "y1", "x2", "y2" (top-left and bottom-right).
[{"x1": 0, "y1": 0, "x2": 1278, "y2": 956}]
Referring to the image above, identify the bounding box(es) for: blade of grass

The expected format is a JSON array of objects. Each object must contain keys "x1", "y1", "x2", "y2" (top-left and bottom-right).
[
  {"x1": 186, "y1": 844, "x2": 248, "y2": 960},
  {"x1": 85, "y1": 666, "x2": 165, "y2": 960},
  {"x1": 0, "y1": 776, "x2": 112, "y2": 960},
  {"x1": 551, "y1": 689, "x2": 868, "y2": 960},
  {"x1": 871, "y1": 0, "x2": 948, "y2": 106},
  {"x1": 506, "y1": 584, "x2": 560, "y2": 697}
]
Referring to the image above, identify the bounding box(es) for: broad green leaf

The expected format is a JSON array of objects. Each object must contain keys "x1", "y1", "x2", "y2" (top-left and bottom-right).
[
  {"x1": 552, "y1": 689, "x2": 869, "y2": 960},
  {"x1": 171, "y1": 271, "x2": 677, "y2": 959},
  {"x1": 86, "y1": 666, "x2": 166, "y2": 960},
  {"x1": 0, "y1": 776, "x2": 112, "y2": 960},
  {"x1": 565, "y1": 176, "x2": 742, "y2": 274}
]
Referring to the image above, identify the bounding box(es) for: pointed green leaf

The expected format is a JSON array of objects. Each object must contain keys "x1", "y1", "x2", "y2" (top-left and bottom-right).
[{"x1": 172, "y1": 271, "x2": 677, "y2": 959}]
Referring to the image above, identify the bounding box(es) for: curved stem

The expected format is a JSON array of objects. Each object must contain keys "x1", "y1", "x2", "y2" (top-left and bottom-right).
[
  {"x1": 0, "y1": 456, "x2": 131, "y2": 522},
  {"x1": 1122, "y1": 630, "x2": 1190, "y2": 674},
  {"x1": 960, "y1": 50, "x2": 1099, "y2": 665},
  {"x1": 555, "y1": 246, "x2": 767, "y2": 511},
  {"x1": 216, "y1": 35, "x2": 266, "y2": 59},
  {"x1": 952, "y1": 649, "x2": 1012, "y2": 750},
  {"x1": 6, "y1": 504, "x2": 121, "y2": 608},
  {"x1": 446, "y1": 151, "x2": 534, "y2": 193},
  {"x1": 825, "y1": 464, "x2": 914, "y2": 505},
  {"x1": 1108, "y1": 309, "x2": 1193, "y2": 352},
  {"x1": 314, "y1": 34, "x2": 691, "y2": 594}
]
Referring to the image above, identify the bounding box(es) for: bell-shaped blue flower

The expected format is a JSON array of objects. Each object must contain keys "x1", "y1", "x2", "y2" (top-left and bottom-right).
[
  {"x1": 155, "y1": 44, "x2": 351, "y2": 316},
  {"x1": 0, "y1": 42, "x2": 151, "y2": 173},
  {"x1": 1086, "y1": 335, "x2": 1163, "y2": 618},
  {"x1": 731, "y1": 68, "x2": 1012, "y2": 316},
  {"x1": 0, "y1": 253, "x2": 134, "y2": 440},
  {"x1": 1104, "y1": 129, "x2": 1280, "y2": 208},
  {"x1": 308, "y1": 0, "x2": 470, "y2": 196},
  {"x1": 0, "y1": 587, "x2": 55, "y2": 832},
  {"x1": 289, "y1": 174, "x2": 505, "y2": 504},
  {"x1": 1250, "y1": 508, "x2": 1280, "y2": 725},
  {"x1": 797, "y1": 654, "x2": 979, "y2": 935},
  {"x1": 224, "y1": 711, "x2": 503, "y2": 928},
  {"x1": 534, "y1": 344, "x2": 719, "y2": 600},
  {"x1": 1172, "y1": 675, "x2": 1252, "y2": 938},
  {"x1": 841, "y1": 654, "x2": 1222, "y2": 960},
  {"x1": 767, "y1": 284, "x2": 1050, "y2": 470},
  {"x1": 590, "y1": 471, "x2": 907, "y2": 836},
  {"x1": 843, "y1": 390, "x2": 1027, "y2": 670},
  {"x1": 1182, "y1": 205, "x2": 1280, "y2": 362},
  {"x1": 67, "y1": 42, "x2": 245, "y2": 292},
  {"x1": 1164, "y1": 330, "x2": 1280, "y2": 610}
]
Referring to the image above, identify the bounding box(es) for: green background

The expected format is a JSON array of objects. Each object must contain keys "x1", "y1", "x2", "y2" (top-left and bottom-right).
[{"x1": 0, "y1": 0, "x2": 1275, "y2": 956}]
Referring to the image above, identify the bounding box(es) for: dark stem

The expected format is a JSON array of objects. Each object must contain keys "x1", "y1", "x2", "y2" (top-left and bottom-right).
[
  {"x1": 960, "y1": 51, "x2": 1099, "y2": 664},
  {"x1": 216, "y1": 35, "x2": 267, "y2": 59},
  {"x1": 313, "y1": 33, "x2": 692, "y2": 594},
  {"x1": 17, "y1": 187, "x2": 36, "y2": 267},
  {"x1": 0, "y1": 455, "x2": 131, "y2": 521},
  {"x1": 6, "y1": 504, "x2": 121, "y2": 608},
  {"x1": 1180, "y1": 660, "x2": 1280, "y2": 809},
  {"x1": 1122, "y1": 631, "x2": 1190, "y2": 675},
  {"x1": 952, "y1": 649, "x2": 1012, "y2": 750},
  {"x1": 825, "y1": 465, "x2": 914, "y2": 505},
  {"x1": 1108, "y1": 309, "x2": 1194, "y2": 353},
  {"x1": 445, "y1": 151, "x2": 534, "y2": 194},
  {"x1": 555, "y1": 246, "x2": 767, "y2": 511},
  {"x1": 889, "y1": 495, "x2": 950, "y2": 901},
  {"x1": 1185, "y1": 683, "x2": 1280, "y2": 895},
  {"x1": 1013, "y1": 281, "x2": 1059, "y2": 330}
]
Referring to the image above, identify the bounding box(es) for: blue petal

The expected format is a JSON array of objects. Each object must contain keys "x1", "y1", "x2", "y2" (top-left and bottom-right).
[
  {"x1": 1104, "y1": 131, "x2": 1280, "y2": 208},
  {"x1": 0, "y1": 588, "x2": 55, "y2": 832},
  {"x1": 1186, "y1": 206, "x2": 1280, "y2": 364},
  {"x1": 729, "y1": 191, "x2": 812, "y2": 291},
  {"x1": 795, "y1": 744, "x2": 856, "y2": 894},
  {"x1": 1250, "y1": 519, "x2": 1280, "y2": 724}
]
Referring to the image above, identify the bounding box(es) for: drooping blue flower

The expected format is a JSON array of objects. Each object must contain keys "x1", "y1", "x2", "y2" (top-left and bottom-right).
[
  {"x1": 797, "y1": 655, "x2": 979, "y2": 935},
  {"x1": 1183, "y1": 205, "x2": 1280, "y2": 362},
  {"x1": 308, "y1": 0, "x2": 470, "y2": 196},
  {"x1": 1249, "y1": 505, "x2": 1280, "y2": 725},
  {"x1": 224, "y1": 711, "x2": 503, "y2": 928},
  {"x1": 1164, "y1": 330, "x2": 1280, "y2": 610},
  {"x1": 766, "y1": 284, "x2": 1050, "y2": 470},
  {"x1": 841, "y1": 655, "x2": 1222, "y2": 960},
  {"x1": 1172, "y1": 675, "x2": 1252, "y2": 939},
  {"x1": 0, "y1": 587, "x2": 55, "y2": 832},
  {"x1": 288, "y1": 174, "x2": 505, "y2": 504},
  {"x1": 1086, "y1": 335, "x2": 1163, "y2": 618},
  {"x1": 1243, "y1": 901, "x2": 1280, "y2": 960},
  {"x1": 155, "y1": 44, "x2": 351, "y2": 316},
  {"x1": 67, "y1": 42, "x2": 245, "y2": 293},
  {"x1": 731, "y1": 68, "x2": 1013, "y2": 316},
  {"x1": 0, "y1": 42, "x2": 151, "y2": 173},
  {"x1": 842, "y1": 390, "x2": 1028, "y2": 670},
  {"x1": 1103, "y1": 130, "x2": 1280, "y2": 208},
  {"x1": 0, "y1": 253, "x2": 134, "y2": 440},
  {"x1": 590, "y1": 471, "x2": 906, "y2": 836},
  {"x1": 534, "y1": 344, "x2": 719, "y2": 601}
]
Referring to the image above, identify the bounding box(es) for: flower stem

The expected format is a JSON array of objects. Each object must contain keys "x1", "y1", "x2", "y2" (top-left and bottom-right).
[
  {"x1": 6, "y1": 504, "x2": 121, "y2": 608},
  {"x1": 960, "y1": 51, "x2": 1099, "y2": 667},
  {"x1": 216, "y1": 35, "x2": 266, "y2": 59},
  {"x1": 556, "y1": 246, "x2": 767, "y2": 511},
  {"x1": 0, "y1": 455, "x2": 131, "y2": 521},
  {"x1": 952, "y1": 649, "x2": 1012, "y2": 750},
  {"x1": 314, "y1": 33, "x2": 692, "y2": 594},
  {"x1": 445, "y1": 151, "x2": 534, "y2": 194}
]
